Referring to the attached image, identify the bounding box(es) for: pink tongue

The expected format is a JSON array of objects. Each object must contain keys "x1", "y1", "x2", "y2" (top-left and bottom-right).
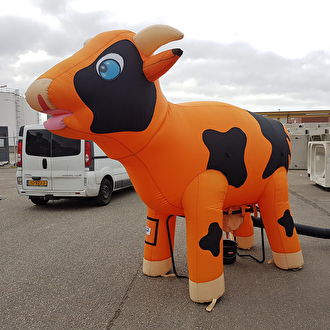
[{"x1": 44, "y1": 114, "x2": 71, "y2": 130}]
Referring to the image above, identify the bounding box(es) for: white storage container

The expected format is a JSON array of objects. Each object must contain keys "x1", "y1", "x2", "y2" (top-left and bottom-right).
[
  {"x1": 307, "y1": 142, "x2": 313, "y2": 176},
  {"x1": 309, "y1": 141, "x2": 330, "y2": 188},
  {"x1": 289, "y1": 135, "x2": 308, "y2": 170}
]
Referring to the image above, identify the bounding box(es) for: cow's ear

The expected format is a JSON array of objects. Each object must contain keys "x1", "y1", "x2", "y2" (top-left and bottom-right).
[
  {"x1": 134, "y1": 25, "x2": 184, "y2": 56},
  {"x1": 143, "y1": 48, "x2": 183, "y2": 82}
]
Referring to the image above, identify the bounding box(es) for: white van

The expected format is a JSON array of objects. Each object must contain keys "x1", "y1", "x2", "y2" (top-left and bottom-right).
[{"x1": 16, "y1": 124, "x2": 131, "y2": 206}]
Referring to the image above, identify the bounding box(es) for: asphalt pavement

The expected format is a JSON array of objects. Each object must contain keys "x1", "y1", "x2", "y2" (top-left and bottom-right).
[{"x1": 0, "y1": 167, "x2": 329, "y2": 329}]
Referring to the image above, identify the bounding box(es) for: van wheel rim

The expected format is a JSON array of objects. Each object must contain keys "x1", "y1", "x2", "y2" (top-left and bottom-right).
[{"x1": 101, "y1": 184, "x2": 110, "y2": 199}]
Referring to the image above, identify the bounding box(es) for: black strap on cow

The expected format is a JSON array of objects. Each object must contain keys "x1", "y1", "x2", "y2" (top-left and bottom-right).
[
  {"x1": 166, "y1": 215, "x2": 188, "y2": 279},
  {"x1": 166, "y1": 212, "x2": 266, "y2": 280},
  {"x1": 236, "y1": 225, "x2": 266, "y2": 264}
]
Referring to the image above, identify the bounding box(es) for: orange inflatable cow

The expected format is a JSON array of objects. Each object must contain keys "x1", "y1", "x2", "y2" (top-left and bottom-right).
[{"x1": 26, "y1": 25, "x2": 304, "y2": 304}]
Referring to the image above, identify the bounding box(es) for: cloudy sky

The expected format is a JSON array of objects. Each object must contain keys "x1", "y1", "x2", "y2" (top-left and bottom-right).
[{"x1": 1, "y1": 0, "x2": 330, "y2": 112}]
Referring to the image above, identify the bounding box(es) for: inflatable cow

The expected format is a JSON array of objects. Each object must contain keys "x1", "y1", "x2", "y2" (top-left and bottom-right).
[{"x1": 25, "y1": 25, "x2": 303, "y2": 304}]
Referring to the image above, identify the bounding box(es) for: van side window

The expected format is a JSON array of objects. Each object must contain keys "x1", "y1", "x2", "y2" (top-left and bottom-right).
[
  {"x1": 51, "y1": 134, "x2": 81, "y2": 157},
  {"x1": 26, "y1": 130, "x2": 51, "y2": 157}
]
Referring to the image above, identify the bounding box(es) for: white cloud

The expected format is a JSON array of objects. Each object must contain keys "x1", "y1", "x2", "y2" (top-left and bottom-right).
[
  {"x1": 0, "y1": 0, "x2": 329, "y2": 111},
  {"x1": 161, "y1": 40, "x2": 330, "y2": 110},
  {"x1": 10, "y1": 50, "x2": 54, "y2": 68}
]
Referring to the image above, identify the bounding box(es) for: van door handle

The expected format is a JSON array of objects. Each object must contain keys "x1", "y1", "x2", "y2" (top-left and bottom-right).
[{"x1": 42, "y1": 158, "x2": 47, "y2": 169}]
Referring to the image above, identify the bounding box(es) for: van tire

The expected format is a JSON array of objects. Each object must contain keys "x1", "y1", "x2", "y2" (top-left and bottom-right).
[
  {"x1": 95, "y1": 178, "x2": 113, "y2": 206},
  {"x1": 30, "y1": 197, "x2": 49, "y2": 206}
]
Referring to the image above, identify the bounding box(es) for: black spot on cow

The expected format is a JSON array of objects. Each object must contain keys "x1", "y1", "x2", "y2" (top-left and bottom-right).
[
  {"x1": 247, "y1": 112, "x2": 291, "y2": 178},
  {"x1": 278, "y1": 209, "x2": 295, "y2": 237},
  {"x1": 203, "y1": 128, "x2": 247, "y2": 188},
  {"x1": 199, "y1": 222, "x2": 223, "y2": 257},
  {"x1": 74, "y1": 40, "x2": 156, "y2": 134}
]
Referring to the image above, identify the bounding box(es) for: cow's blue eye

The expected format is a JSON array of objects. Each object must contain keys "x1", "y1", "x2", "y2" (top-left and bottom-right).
[
  {"x1": 96, "y1": 53, "x2": 124, "y2": 81},
  {"x1": 99, "y1": 60, "x2": 121, "y2": 80}
]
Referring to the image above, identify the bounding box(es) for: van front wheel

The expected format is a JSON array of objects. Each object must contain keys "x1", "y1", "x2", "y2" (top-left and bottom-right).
[
  {"x1": 30, "y1": 197, "x2": 49, "y2": 206},
  {"x1": 95, "y1": 178, "x2": 113, "y2": 206}
]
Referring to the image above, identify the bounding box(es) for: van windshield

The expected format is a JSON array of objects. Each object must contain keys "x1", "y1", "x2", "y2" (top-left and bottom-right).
[{"x1": 26, "y1": 129, "x2": 81, "y2": 157}]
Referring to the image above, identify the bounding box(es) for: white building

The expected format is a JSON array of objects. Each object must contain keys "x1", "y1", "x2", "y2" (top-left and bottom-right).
[{"x1": 0, "y1": 87, "x2": 40, "y2": 147}]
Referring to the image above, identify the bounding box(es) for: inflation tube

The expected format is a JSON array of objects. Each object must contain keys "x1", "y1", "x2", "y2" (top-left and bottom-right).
[{"x1": 252, "y1": 217, "x2": 330, "y2": 239}]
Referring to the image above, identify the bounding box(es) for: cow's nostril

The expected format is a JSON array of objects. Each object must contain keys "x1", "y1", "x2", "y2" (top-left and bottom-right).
[
  {"x1": 37, "y1": 94, "x2": 51, "y2": 111},
  {"x1": 25, "y1": 78, "x2": 54, "y2": 112}
]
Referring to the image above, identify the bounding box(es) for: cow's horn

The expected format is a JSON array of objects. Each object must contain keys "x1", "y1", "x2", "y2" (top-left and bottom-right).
[{"x1": 134, "y1": 25, "x2": 184, "y2": 56}]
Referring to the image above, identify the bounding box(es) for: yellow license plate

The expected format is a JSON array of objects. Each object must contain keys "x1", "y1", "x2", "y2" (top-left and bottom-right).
[{"x1": 27, "y1": 180, "x2": 48, "y2": 186}]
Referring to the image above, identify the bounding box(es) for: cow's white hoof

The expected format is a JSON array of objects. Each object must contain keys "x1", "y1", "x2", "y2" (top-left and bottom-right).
[
  {"x1": 143, "y1": 257, "x2": 172, "y2": 276},
  {"x1": 189, "y1": 274, "x2": 225, "y2": 303},
  {"x1": 272, "y1": 250, "x2": 304, "y2": 270}
]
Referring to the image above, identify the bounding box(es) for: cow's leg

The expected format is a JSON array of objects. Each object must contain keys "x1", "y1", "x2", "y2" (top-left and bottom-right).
[
  {"x1": 182, "y1": 170, "x2": 228, "y2": 303},
  {"x1": 258, "y1": 167, "x2": 304, "y2": 269},
  {"x1": 234, "y1": 213, "x2": 255, "y2": 250},
  {"x1": 143, "y1": 209, "x2": 176, "y2": 276}
]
